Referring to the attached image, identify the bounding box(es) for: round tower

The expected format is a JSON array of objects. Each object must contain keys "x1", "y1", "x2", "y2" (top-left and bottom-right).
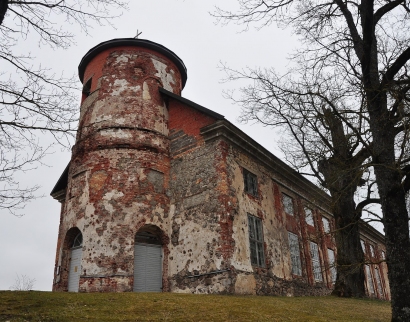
[{"x1": 53, "y1": 38, "x2": 187, "y2": 292}]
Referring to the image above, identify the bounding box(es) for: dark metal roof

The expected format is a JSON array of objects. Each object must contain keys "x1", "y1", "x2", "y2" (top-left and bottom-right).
[
  {"x1": 50, "y1": 163, "x2": 69, "y2": 196},
  {"x1": 159, "y1": 87, "x2": 225, "y2": 120},
  {"x1": 78, "y1": 38, "x2": 188, "y2": 88}
]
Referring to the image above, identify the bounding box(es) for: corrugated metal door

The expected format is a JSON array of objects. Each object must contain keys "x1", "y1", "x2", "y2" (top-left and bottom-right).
[
  {"x1": 68, "y1": 247, "x2": 82, "y2": 292},
  {"x1": 133, "y1": 243, "x2": 162, "y2": 292}
]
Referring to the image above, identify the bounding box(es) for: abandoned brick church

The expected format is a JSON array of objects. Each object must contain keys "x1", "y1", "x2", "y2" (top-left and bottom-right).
[{"x1": 51, "y1": 38, "x2": 390, "y2": 299}]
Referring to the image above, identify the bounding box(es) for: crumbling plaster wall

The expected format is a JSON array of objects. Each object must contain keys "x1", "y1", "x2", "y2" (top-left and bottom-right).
[
  {"x1": 53, "y1": 47, "x2": 183, "y2": 292},
  {"x1": 167, "y1": 127, "x2": 332, "y2": 296},
  {"x1": 168, "y1": 140, "x2": 232, "y2": 294},
  {"x1": 226, "y1": 143, "x2": 332, "y2": 296}
]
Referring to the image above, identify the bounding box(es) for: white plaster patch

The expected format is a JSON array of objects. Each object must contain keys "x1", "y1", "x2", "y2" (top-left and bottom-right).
[
  {"x1": 143, "y1": 81, "x2": 151, "y2": 100},
  {"x1": 138, "y1": 168, "x2": 147, "y2": 180},
  {"x1": 85, "y1": 204, "x2": 95, "y2": 219},
  {"x1": 172, "y1": 287, "x2": 191, "y2": 294},
  {"x1": 170, "y1": 223, "x2": 221, "y2": 276},
  {"x1": 100, "y1": 128, "x2": 132, "y2": 139},
  {"x1": 90, "y1": 99, "x2": 113, "y2": 123},
  {"x1": 102, "y1": 190, "x2": 124, "y2": 213},
  {"x1": 152, "y1": 59, "x2": 175, "y2": 91},
  {"x1": 111, "y1": 79, "x2": 129, "y2": 96},
  {"x1": 115, "y1": 55, "x2": 129, "y2": 64},
  {"x1": 234, "y1": 274, "x2": 256, "y2": 295}
]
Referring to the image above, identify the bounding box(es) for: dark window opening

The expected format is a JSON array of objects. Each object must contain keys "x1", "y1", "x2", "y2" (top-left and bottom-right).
[
  {"x1": 243, "y1": 169, "x2": 258, "y2": 196},
  {"x1": 82, "y1": 77, "x2": 92, "y2": 99},
  {"x1": 248, "y1": 214, "x2": 265, "y2": 267}
]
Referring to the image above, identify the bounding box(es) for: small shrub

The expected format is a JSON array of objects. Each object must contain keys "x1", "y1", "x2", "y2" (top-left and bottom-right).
[{"x1": 9, "y1": 274, "x2": 36, "y2": 291}]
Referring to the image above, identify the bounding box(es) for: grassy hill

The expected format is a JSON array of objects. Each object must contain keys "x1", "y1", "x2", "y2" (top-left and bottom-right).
[{"x1": 0, "y1": 291, "x2": 391, "y2": 321}]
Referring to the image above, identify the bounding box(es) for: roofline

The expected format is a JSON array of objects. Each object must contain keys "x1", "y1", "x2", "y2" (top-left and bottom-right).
[
  {"x1": 78, "y1": 38, "x2": 188, "y2": 88},
  {"x1": 50, "y1": 163, "x2": 70, "y2": 197},
  {"x1": 159, "y1": 88, "x2": 225, "y2": 120}
]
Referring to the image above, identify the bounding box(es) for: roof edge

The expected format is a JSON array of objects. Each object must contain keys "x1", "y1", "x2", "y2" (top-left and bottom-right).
[
  {"x1": 159, "y1": 87, "x2": 225, "y2": 120},
  {"x1": 78, "y1": 38, "x2": 187, "y2": 88}
]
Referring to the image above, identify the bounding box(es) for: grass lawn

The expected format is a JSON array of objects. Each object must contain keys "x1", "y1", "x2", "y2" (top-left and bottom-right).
[{"x1": 0, "y1": 291, "x2": 391, "y2": 322}]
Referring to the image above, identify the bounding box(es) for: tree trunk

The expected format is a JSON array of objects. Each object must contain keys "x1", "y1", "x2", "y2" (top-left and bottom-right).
[
  {"x1": 0, "y1": 0, "x2": 8, "y2": 26},
  {"x1": 369, "y1": 101, "x2": 410, "y2": 321},
  {"x1": 319, "y1": 157, "x2": 366, "y2": 298},
  {"x1": 331, "y1": 192, "x2": 366, "y2": 297}
]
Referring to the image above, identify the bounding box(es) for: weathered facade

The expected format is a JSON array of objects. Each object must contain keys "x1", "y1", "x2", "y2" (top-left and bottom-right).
[{"x1": 51, "y1": 38, "x2": 389, "y2": 299}]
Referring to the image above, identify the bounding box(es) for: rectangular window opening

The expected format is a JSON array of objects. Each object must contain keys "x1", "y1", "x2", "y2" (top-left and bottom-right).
[
  {"x1": 360, "y1": 239, "x2": 366, "y2": 253},
  {"x1": 374, "y1": 266, "x2": 384, "y2": 299},
  {"x1": 370, "y1": 245, "x2": 375, "y2": 258},
  {"x1": 82, "y1": 77, "x2": 92, "y2": 98},
  {"x1": 322, "y1": 216, "x2": 330, "y2": 233},
  {"x1": 310, "y1": 241, "x2": 323, "y2": 282},
  {"x1": 282, "y1": 194, "x2": 294, "y2": 216},
  {"x1": 365, "y1": 265, "x2": 375, "y2": 296},
  {"x1": 243, "y1": 169, "x2": 258, "y2": 196},
  {"x1": 305, "y1": 207, "x2": 314, "y2": 226},
  {"x1": 288, "y1": 232, "x2": 302, "y2": 276},
  {"x1": 248, "y1": 214, "x2": 265, "y2": 267},
  {"x1": 327, "y1": 248, "x2": 336, "y2": 283}
]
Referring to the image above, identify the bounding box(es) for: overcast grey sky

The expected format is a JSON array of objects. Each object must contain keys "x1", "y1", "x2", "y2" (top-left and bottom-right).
[{"x1": 0, "y1": 0, "x2": 301, "y2": 291}]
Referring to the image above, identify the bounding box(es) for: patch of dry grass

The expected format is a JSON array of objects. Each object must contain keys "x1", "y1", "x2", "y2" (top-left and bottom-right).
[{"x1": 0, "y1": 291, "x2": 391, "y2": 321}]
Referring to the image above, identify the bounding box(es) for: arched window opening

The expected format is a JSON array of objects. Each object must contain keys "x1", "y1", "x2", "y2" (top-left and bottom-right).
[
  {"x1": 63, "y1": 228, "x2": 83, "y2": 293},
  {"x1": 135, "y1": 225, "x2": 162, "y2": 245},
  {"x1": 72, "y1": 233, "x2": 83, "y2": 248}
]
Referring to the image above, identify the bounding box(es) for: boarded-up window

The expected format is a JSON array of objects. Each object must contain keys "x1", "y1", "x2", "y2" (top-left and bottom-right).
[
  {"x1": 305, "y1": 207, "x2": 314, "y2": 226},
  {"x1": 248, "y1": 214, "x2": 265, "y2": 267},
  {"x1": 327, "y1": 249, "x2": 337, "y2": 283},
  {"x1": 310, "y1": 242, "x2": 323, "y2": 282},
  {"x1": 282, "y1": 194, "x2": 294, "y2": 215},
  {"x1": 243, "y1": 169, "x2": 258, "y2": 196},
  {"x1": 365, "y1": 265, "x2": 375, "y2": 296},
  {"x1": 288, "y1": 232, "x2": 302, "y2": 276}
]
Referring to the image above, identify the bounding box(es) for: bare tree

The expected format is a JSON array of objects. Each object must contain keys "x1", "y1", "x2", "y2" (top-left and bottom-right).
[
  {"x1": 0, "y1": 0, "x2": 127, "y2": 215},
  {"x1": 214, "y1": 0, "x2": 410, "y2": 320},
  {"x1": 9, "y1": 273, "x2": 36, "y2": 291},
  {"x1": 221, "y1": 63, "x2": 377, "y2": 297}
]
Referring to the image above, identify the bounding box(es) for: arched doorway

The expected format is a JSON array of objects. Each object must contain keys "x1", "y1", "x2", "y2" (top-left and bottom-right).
[
  {"x1": 134, "y1": 225, "x2": 163, "y2": 292},
  {"x1": 68, "y1": 232, "x2": 83, "y2": 292}
]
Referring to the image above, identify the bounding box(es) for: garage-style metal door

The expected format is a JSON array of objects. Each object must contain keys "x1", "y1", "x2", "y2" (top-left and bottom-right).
[
  {"x1": 133, "y1": 243, "x2": 162, "y2": 292},
  {"x1": 68, "y1": 247, "x2": 82, "y2": 292}
]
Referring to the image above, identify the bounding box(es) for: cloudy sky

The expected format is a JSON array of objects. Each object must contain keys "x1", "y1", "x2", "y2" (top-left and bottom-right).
[{"x1": 0, "y1": 0, "x2": 303, "y2": 291}]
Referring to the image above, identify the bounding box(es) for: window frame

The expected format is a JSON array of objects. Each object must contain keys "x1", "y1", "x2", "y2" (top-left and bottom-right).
[
  {"x1": 369, "y1": 244, "x2": 375, "y2": 257},
  {"x1": 360, "y1": 239, "x2": 366, "y2": 253},
  {"x1": 310, "y1": 241, "x2": 323, "y2": 282},
  {"x1": 243, "y1": 169, "x2": 258, "y2": 197},
  {"x1": 287, "y1": 232, "x2": 302, "y2": 276},
  {"x1": 365, "y1": 264, "x2": 376, "y2": 296},
  {"x1": 327, "y1": 248, "x2": 337, "y2": 283},
  {"x1": 282, "y1": 193, "x2": 294, "y2": 216},
  {"x1": 304, "y1": 207, "x2": 315, "y2": 226},
  {"x1": 322, "y1": 216, "x2": 330, "y2": 233},
  {"x1": 373, "y1": 266, "x2": 384, "y2": 299},
  {"x1": 248, "y1": 214, "x2": 265, "y2": 267},
  {"x1": 72, "y1": 233, "x2": 83, "y2": 249}
]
